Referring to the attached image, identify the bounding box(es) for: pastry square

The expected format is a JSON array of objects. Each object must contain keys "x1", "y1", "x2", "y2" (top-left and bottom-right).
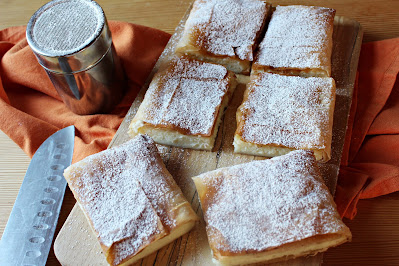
[
  {"x1": 234, "y1": 72, "x2": 336, "y2": 161},
  {"x1": 64, "y1": 135, "x2": 199, "y2": 266},
  {"x1": 129, "y1": 57, "x2": 237, "y2": 151},
  {"x1": 253, "y1": 5, "x2": 336, "y2": 77},
  {"x1": 192, "y1": 150, "x2": 351, "y2": 265},
  {"x1": 175, "y1": 0, "x2": 271, "y2": 74}
]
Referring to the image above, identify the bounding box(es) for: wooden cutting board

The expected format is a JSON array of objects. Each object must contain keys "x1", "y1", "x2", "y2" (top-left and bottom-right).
[{"x1": 53, "y1": 7, "x2": 363, "y2": 265}]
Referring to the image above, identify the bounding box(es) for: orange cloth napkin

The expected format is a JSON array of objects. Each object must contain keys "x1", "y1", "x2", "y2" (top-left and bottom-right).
[
  {"x1": 0, "y1": 21, "x2": 170, "y2": 162},
  {"x1": 335, "y1": 37, "x2": 399, "y2": 219},
  {"x1": 1, "y1": 21, "x2": 399, "y2": 219}
]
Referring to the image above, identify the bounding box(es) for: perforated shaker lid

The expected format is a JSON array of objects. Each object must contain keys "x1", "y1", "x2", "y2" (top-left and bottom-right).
[{"x1": 26, "y1": 0, "x2": 112, "y2": 73}]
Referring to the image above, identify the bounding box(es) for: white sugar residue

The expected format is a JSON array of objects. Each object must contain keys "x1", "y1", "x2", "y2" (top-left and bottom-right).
[
  {"x1": 123, "y1": 136, "x2": 188, "y2": 230},
  {"x1": 69, "y1": 146, "x2": 162, "y2": 247},
  {"x1": 198, "y1": 150, "x2": 346, "y2": 252},
  {"x1": 256, "y1": 5, "x2": 335, "y2": 69},
  {"x1": 162, "y1": 78, "x2": 228, "y2": 134},
  {"x1": 66, "y1": 135, "x2": 183, "y2": 264},
  {"x1": 170, "y1": 56, "x2": 228, "y2": 79},
  {"x1": 185, "y1": 0, "x2": 268, "y2": 60},
  {"x1": 240, "y1": 73, "x2": 334, "y2": 149},
  {"x1": 145, "y1": 57, "x2": 231, "y2": 136},
  {"x1": 32, "y1": 0, "x2": 103, "y2": 55}
]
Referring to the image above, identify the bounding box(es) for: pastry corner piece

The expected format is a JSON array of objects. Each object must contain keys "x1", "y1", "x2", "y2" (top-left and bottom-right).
[
  {"x1": 253, "y1": 5, "x2": 336, "y2": 77},
  {"x1": 63, "y1": 135, "x2": 198, "y2": 266},
  {"x1": 234, "y1": 72, "x2": 336, "y2": 161},
  {"x1": 129, "y1": 57, "x2": 237, "y2": 151},
  {"x1": 192, "y1": 150, "x2": 351, "y2": 265},
  {"x1": 175, "y1": 0, "x2": 272, "y2": 74}
]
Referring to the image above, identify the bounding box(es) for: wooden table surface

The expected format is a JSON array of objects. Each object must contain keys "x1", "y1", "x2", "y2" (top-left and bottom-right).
[{"x1": 0, "y1": 0, "x2": 398, "y2": 265}]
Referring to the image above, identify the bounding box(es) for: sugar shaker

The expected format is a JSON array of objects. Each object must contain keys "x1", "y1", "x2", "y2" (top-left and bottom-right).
[{"x1": 26, "y1": 0, "x2": 126, "y2": 115}]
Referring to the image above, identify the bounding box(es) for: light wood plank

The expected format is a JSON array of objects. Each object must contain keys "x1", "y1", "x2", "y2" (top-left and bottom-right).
[
  {"x1": 324, "y1": 192, "x2": 399, "y2": 266},
  {"x1": 0, "y1": 131, "x2": 30, "y2": 238},
  {"x1": 1, "y1": 0, "x2": 398, "y2": 265},
  {"x1": 0, "y1": 0, "x2": 397, "y2": 42}
]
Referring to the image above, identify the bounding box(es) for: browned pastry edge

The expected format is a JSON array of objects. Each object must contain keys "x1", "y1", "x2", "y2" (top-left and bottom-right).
[
  {"x1": 175, "y1": 1, "x2": 272, "y2": 74},
  {"x1": 192, "y1": 151, "x2": 351, "y2": 265},
  {"x1": 64, "y1": 136, "x2": 199, "y2": 265},
  {"x1": 233, "y1": 73, "x2": 336, "y2": 162},
  {"x1": 253, "y1": 5, "x2": 336, "y2": 78},
  {"x1": 137, "y1": 69, "x2": 236, "y2": 137}
]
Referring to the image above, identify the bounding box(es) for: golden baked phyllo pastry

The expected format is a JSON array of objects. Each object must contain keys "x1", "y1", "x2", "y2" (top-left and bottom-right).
[
  {"x1": 175, "y1": 0, "x2": 272, "y2": 74},
  {"x1": 234, "y1": 72, "x2": 336, "y2": 162},
  {"x1": 63, "y1": 135, "x2": 198, "y2": 266},
  {"x1": 129, "y1": 57, "x2": 237, "y2": 151},
  {"x1": 192, "y1": 150, "x2": 351, "y2": 265},
  {"x1": 253, "y1": 5, "x2": 336, "y2": 77}
]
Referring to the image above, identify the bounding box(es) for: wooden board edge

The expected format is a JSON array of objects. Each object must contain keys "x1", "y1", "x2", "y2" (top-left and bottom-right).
[
  {"x1": 329, "y1": 17, "x2": 363, "y2": 195},
  {"x1": 54, "y1": 16, "x2": 365, "y2": 266}
]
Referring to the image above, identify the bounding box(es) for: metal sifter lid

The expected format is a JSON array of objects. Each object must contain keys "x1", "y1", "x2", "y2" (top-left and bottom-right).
[{"x1": 26, "y1": 0, "x2": 112, "y2": 74}]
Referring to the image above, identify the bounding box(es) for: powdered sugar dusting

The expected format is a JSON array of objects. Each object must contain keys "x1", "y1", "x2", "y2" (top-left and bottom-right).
[
  {"x1": 184, "y1": 0, "x2": 268, "y2": 60},
  {"x1": 122, "y1": 136, "x2": 189, "y2": 230},
  {"x1": 238, "y1": 73, "x2": 335, "y2": 149},
  {"x1": 65, "y1": 135, "x2": 186, "y2": 265},
  {"x1": 31, "y1": 0, "x2": 104, "y2": 56},
  {"x1": 143, "y1": 57, "x2": 232, "y2": 136},
  {"x1": 196, "y1": 150, "x2": 347, "y2": 253},
  {"x1": 255, "y1": 5, "x2": 335, "y2": 69}
]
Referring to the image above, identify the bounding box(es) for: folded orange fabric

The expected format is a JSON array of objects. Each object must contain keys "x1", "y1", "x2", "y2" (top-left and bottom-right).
[
  {"x1": 0, "y1": 21, "x2": 170, "y2": 162},
  {"x1": 1, "y1": 22, "x2": 399, "y2": 220},
  {"x1": 336, "y1": 37, "x2": 399, "y2": 219}
]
